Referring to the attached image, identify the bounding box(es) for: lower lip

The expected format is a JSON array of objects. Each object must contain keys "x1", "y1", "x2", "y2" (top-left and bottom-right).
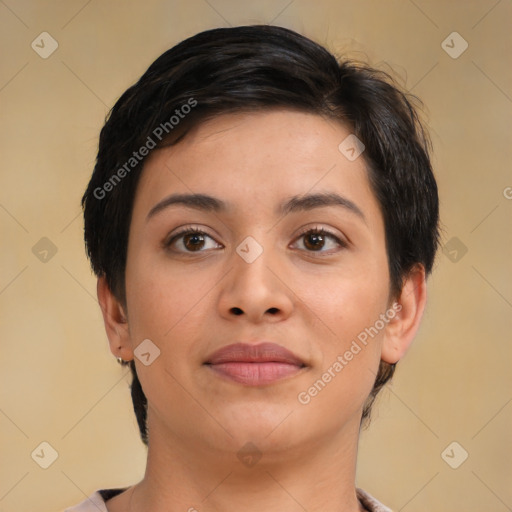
[{"x1": 206, "y1": 362, "x2": 304, "y2": 386}]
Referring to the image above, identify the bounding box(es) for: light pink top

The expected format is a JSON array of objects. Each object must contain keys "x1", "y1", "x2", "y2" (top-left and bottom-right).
[{"x1": 63, "y1": 487, "x2": 392, "y2": 511}]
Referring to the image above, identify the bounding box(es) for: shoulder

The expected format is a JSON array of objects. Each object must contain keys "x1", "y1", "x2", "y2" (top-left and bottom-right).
[
  {"x1": 356, "y1": 487, "x2": 393, "y2": 512},
  {"x1": 61, "y1": 487, "x2": 128, "y2": 512},
  {"x1": 61, "y1": 491, "x2": 108, "y2": 512}
]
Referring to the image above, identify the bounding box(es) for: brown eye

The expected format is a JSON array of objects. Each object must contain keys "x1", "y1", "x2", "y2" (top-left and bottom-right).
[
  {"x1": 303, "y1": 231, "x2": 326, "y2": 251},
  {"x1": 182, "y1": 232, "x2": 206, "y2": 251},
  {"x1": 164, "y1": 228, "x2": 222, "y2": 253},
  {"x1": 293, "y1": 228, "x2": 346, "y2": 254}
]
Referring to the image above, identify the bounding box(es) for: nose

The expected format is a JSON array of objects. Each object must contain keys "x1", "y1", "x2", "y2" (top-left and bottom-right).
[{"x1": 217, "y1": 244, "x2": 294, "y2": 324}]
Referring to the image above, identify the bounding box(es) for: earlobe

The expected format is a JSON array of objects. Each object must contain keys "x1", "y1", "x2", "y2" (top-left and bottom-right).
[
  {"x1": 97, "y1": 276, "x2": 134, "y2": 362},
  {"x1": 381, "y1": 265, "x2": 427, "y2": 364}
]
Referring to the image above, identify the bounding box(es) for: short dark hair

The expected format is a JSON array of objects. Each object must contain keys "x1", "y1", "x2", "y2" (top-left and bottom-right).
[{"x1": 82, "y1": 25, "x2": 439, "y2": 446}]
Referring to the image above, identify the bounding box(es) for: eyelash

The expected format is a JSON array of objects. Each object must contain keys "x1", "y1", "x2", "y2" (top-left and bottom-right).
[
  {"x1": 294, "y1": 226, "x2": 347, "y2": 254},
  {"x1": 163, "y1": 225, "x2": 347, "y2": 255}
]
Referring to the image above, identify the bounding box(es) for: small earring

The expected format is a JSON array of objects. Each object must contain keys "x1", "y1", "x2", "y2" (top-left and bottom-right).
[{"x1": 116, "y1": 357, "x2": 124, "y2": 364}]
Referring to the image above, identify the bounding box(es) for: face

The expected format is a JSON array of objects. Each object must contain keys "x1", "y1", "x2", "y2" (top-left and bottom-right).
[{"x1": 121, "y1": 110, "x2": 395, "y2": 460}]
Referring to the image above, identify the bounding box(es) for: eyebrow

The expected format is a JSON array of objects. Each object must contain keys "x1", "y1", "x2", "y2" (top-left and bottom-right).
[
  {"x1": 147, "y1": 193, "x2": 226, "y2": 221},
  {"x1": 278, "y1": 192, "x2": 366, "y2": 222},
  {"x1": 146, "y1": 192, "x2": 366, "y2": 222}
]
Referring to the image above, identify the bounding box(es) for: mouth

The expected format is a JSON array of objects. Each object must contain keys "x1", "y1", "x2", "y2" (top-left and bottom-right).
[{"x1": 204, "y1": 342, "x2": 307, "y2": 386}]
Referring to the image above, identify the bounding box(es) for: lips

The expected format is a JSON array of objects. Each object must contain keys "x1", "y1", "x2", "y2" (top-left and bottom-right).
[{"x1": 204, "y1": 342, "x2": 306, "y2": 386}]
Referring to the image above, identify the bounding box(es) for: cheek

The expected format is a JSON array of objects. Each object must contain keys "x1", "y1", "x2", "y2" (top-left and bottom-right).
[
  {"x1": 125, "y1": 254, "x2": 211, "y2": 340},
  {"x1": 124, "y1": 261, "x2": 212, "y2": 408},
  {"x1": 296, "y1": 283, "x2": 386, "y2": 420},
  {"x1": 124, "y1": 257, "x2": 222, "y2": 407},
  {"x1": 297, "y1": 263, "x2": 389, "y2": 400},
  {"x1": 302, "y1": 262, "x2": 390, "y2": 341}
]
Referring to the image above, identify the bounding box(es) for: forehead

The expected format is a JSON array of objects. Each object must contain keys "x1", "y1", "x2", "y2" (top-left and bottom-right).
[{"x1": 133, "y1": 110, "x2": 381, "y2": 224}]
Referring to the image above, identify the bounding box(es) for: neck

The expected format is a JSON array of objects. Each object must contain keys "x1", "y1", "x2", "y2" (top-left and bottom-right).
[{"x1": 120, "y1": 410, "x2": 365, "y2": 512}]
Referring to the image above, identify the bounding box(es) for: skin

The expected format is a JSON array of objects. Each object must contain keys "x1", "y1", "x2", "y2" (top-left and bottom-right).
[{"x1": 98, "y1": 110, "x2": 427, "y2": 512}]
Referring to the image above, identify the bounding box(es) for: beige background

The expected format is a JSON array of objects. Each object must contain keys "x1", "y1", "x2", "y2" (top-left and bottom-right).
[{"x1": 1, "y1": 1, "x2": 511, "y2": 511}]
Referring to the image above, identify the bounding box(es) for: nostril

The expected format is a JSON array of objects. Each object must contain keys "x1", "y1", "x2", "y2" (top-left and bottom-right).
[
  {"x1": 230, "y1": 307, "x2": 244, "y2": 315},
  {"x1": 267, "y1": 307, "x2": 279, "y2": 315}
]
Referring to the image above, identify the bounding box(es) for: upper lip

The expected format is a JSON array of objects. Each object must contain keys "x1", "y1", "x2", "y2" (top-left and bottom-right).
[{"x1": 205, "y1": 342, "x2": 306, "y2": 366}]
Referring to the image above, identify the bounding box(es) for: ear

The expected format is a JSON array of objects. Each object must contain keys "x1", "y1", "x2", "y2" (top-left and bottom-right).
[
  {"x1": 381, "y1": 264, "x2": 427, "y2": 364},
  {"x1": 97, "y1": 275, "x2": 134, "y2": 362}
]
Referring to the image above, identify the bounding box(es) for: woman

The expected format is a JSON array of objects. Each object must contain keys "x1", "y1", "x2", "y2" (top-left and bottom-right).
[{"x1": 66, "y1": 24, "x2": 439, "y2": 512}]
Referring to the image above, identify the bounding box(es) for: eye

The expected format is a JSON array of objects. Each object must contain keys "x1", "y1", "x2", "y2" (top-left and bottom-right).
[
  {"x1": 163, "y1": 227, "x2": 222, "y2": 253},
  {"x1": 292, "y1": 226, "x2": 347, "y2": 254}
]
